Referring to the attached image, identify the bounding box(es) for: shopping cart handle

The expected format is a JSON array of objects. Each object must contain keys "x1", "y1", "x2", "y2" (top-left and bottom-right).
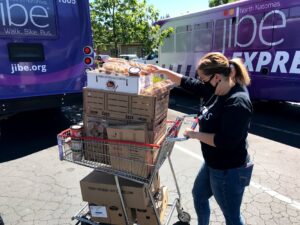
[
  {"x1": 166, "y1": 137, "x2": 189, "y2": 142},
  {"x1": 183, "y1": 114, "x2": 198, "y2": 118},
  {"x1": 166, "y1": 115, "x2": 200, "y2": 142},
  {"x1": 181, "y1": 116, "x2": 199, "y2": 140}
]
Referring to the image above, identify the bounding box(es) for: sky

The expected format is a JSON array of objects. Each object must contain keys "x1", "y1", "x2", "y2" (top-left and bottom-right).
[{"x1": 146, "y1": 0, "x2": 209, "y2": 17}]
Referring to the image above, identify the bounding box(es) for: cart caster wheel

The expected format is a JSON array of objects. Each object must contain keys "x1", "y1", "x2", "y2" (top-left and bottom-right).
[{"x1": 178, "y1": 211, "x2": 191, "y2": 223}]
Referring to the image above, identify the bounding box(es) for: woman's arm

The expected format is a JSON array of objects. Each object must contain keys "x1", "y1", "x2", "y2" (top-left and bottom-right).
[
  {"x1": 148, "y1": 66, "x2": 183, "y2": 86},
  {"x1": 184, "y1": 128, "x2": 216, "y2": 147}
]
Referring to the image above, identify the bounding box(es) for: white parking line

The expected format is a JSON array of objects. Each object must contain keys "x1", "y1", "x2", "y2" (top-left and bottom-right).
[
  {"x1": 174, "y1": 145, "x2": 300, "y2": 211},
  {"x1": 252, "y1": 123, "x2": 300, "y2": 137}
]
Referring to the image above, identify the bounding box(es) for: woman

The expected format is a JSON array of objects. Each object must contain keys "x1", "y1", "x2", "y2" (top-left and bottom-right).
[{"x1": 151, "y1": 52, "x2": 253, "y2": 225}]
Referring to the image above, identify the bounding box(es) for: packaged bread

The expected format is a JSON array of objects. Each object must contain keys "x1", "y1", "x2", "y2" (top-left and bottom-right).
[
  {"x1": 107, "y1": 57, "x2": 128, "y2": 64},
  {"x1": 102, "y1": 61, "x2": 129, "y2": 75},
  {"x1": 98, "y1": 57, "x2": 156, "y2": 77},
  {"x1": 141, "y1": 79, "x2": 175, "y2": 96}
]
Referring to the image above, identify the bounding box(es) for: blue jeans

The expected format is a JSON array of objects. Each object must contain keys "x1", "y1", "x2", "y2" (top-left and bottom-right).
[{"x1": 192, "y1": 162, "x2": 253, "y2": 225}]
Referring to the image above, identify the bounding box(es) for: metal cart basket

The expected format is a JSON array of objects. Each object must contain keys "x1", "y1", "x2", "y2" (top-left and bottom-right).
[{"x1": 57, "y1": 115, "x2": 193, "y2": 225}]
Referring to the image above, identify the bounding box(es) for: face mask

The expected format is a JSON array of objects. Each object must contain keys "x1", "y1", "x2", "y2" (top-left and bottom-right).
[{"x1": 203, "y1": 74, "x2": 217, "y2": 93}]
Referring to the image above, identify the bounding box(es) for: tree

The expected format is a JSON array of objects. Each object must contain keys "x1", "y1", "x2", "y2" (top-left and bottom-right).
[
  {"x1": 209, "y1": 0, "x2": 238, "y2": 7},
  {"x1": 90, "y1": 0, "x2": 174, "y2": 56}
]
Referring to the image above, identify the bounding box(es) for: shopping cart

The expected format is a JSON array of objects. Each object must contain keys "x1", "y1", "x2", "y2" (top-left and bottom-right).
[{"x1": 57, "y1": 115, "x2": 196, "y2": 225}]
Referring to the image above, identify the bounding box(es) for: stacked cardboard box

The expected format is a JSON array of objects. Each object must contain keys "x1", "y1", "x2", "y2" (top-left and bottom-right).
[
  {"x1": 82, "y1": 86, "x2": 170, "y2": 178},
  {"x1": 83, "y1": 87, "x2": 169, "y2": 131},
  {"x1": 136, "y1": 186, "x2": 168, "y2": 225},
  {"x1": 106, "y1": 124, "x2": 159, "y2": 178},
  {"x1": 78, "y1": 65, "x2": 173, "y2": 224},
  {"x1": 80, "y1": 171, "x2": 166, "y2": 224}
]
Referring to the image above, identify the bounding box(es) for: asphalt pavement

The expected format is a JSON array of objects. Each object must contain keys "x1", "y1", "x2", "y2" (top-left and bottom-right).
[{"x1": 1, "y1": 107, "x2": 300, "y2": 225}]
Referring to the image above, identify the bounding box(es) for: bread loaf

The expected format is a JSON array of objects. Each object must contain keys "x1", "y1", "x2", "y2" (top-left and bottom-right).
[
  {"x1": 141, "y1": 80, "x2": 175, "y2": 96},
  {"x1": 98, "y1": 57, "x2": 155, "y2": 77}
]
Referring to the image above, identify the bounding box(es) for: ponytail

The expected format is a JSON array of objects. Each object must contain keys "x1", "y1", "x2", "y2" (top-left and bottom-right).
[
  {"x1": 198, "y1": 52, "x2": 251, "y2": 86},
  {"x1": 229, "y1": 58, "x2": 251, "y2": 86}
]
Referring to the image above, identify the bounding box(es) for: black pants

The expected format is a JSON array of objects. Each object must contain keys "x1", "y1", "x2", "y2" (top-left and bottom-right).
[{"x1": 0, "y1": 215, "x2": 4, "y2": 225}]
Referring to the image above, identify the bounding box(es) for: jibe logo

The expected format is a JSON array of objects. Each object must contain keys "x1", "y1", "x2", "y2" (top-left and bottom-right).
[
  {"x1": 11, "y1": 64, "x2": 47, "y2": 74},
  {"x1": 221, "y1": 6, "x2": 286, "y2": 52},
  {"x1": 0, "y1": 0, "x2": 50, "y2": 28}
]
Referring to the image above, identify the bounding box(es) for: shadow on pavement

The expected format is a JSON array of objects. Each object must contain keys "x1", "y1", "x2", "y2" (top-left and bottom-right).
[
  {"x1": 250, "y1": 101, "x2": 300, "y2": 149},
  {"x1": 169, "y1": 88, "x2": 200, "y2": 114},
  {"x1": 0, "y1": 107, "x2": 78, "y2": 163}
]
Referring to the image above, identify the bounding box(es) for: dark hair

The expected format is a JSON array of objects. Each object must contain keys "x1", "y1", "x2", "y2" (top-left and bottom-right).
[{"x1": 198, "y1": 52, "x2": 251, "y2": 86}]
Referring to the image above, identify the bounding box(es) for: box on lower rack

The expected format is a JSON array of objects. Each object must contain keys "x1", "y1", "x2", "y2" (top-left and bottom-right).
[
  {"x1": 89, "y1": 203, "x2": 134, "y2": 224},
  {"x1": 80, "y1": 171, "x2": 160, "y2": 209},
  {"x1": 136, "y1": 186, "x2": 168, "y2": 225},
  {"x1": 88, "y1": 186, "x2": 168, "y2": 225},
  {"x1": 83, "y1": 87, "x2": 170, "y2": 125}
]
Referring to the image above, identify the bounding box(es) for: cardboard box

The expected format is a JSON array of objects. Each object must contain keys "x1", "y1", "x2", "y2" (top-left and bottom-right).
[
  {"x1": 151, "y1": 172, "x2": 160, "y2": 194},
  {"x1": 89, "y1": 204, "x2": 110, "y2": 224},
  {"x1": 89, "y1": 203, "x2": 134, "y2": 224},
  {"x1": 81, "y1": 116, "x2": 165, "y2": 166},
  {"x1": 136, "y1": 186, "x2": 169, "y2": 225},
  {"x1": 108, "y1": 144, "x2": 158, "y2": 178},
  {"x1": 148, "y1": 117, "x2": 166, "y2": 144},
  {"x1": 83, "y1": 141, "x2": 110, "y2": 165},
  {"x1": 82, "y1": 117, "x2": 110, "y2": 164},
  {"x1": 87, "y1": 70, "x2": 152, "y2": 94},
  {"x1": 107, "y1": 124, "x2": 147, "y2": 143},
  {"x1": 80, "y1": 171, "x2": 151, "y2": 209},
  {"x1": 107, "y1": 126, "x2": 159, "y2": 178},
  {"x1": 84, "y1": 116, "x2": 108, "y2": 138},
  {"x1": 83, "y1": 115, "x2": 166, "y2": 144},
  {"x1": 83, "y1": 87, "x2": 169, "y2": 126}
]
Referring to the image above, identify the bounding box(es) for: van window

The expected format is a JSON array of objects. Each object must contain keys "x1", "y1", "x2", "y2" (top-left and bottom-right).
[
  {"x1": 119, "y1": 54, "x2": 138, "y2": 60},
  {"x1": 214, "y1": 19, "x2": 226, "y2": 51},
  {"x1": 161, "y1": 33, "x2": 175, "y2": 53},
  {"x1": 176, "y1": 25, "x2": 192, "y2": 52},
  {"x1": 290, "y1": 6, "x2": 300, "y2": 18},
  {"x1": 146, "y1": 53, "x2": 158, "y2": 60},
  {"x1": 193, "y1": 21, "x2": 213, "y2": 52},
  {"x1": 274, "y1": 7, "x2": 300, "y2": 49},
  {"x1": 8, "y1": 43, "x2": 45, "y2": 62}
]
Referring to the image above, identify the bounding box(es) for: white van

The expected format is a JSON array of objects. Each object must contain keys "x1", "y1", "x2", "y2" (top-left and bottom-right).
[
  {"x1": 119, "y1": 54, "x2": 139, "y2": 61},
  {"x1": 136, "y1": 52, "x2": 158, "y2": 65}
]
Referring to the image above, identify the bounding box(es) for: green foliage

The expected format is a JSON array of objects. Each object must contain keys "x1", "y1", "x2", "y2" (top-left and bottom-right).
[
  {"x1": 209, "y1": 0, "x2": 238, "y2": 7},
  {"x1": 90, "y1": 0, "x2": 173, "y2": 56}
]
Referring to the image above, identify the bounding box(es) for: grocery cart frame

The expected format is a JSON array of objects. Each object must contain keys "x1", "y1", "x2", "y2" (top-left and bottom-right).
[{"x1": 57, "y1": 115, "x2": 196, "y2": 225}]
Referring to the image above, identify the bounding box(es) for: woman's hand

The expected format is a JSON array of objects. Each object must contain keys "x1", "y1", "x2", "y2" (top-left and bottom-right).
[
  {"x1": 147, "y1": 65, "x2": 167, "y2": 74},
  {"x1": 184, "y1": 128, "x2": 216, "y2": 147},
  {"x1": 146, "y1": 65, "x2": 183, "y2": 86},
  {"x1": 184, "y1": 128, "x2": 195, "y2": 139}
]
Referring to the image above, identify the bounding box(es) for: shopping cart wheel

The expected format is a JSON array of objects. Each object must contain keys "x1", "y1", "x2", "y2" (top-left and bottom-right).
[{"x1": 178, "y1": 211, "x2": 191, "y2": 223}]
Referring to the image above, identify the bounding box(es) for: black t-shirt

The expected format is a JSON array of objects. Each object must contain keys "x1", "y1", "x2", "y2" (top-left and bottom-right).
[{"x1": 180, "y1": 76, "x2": 253, "y2": 170}]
